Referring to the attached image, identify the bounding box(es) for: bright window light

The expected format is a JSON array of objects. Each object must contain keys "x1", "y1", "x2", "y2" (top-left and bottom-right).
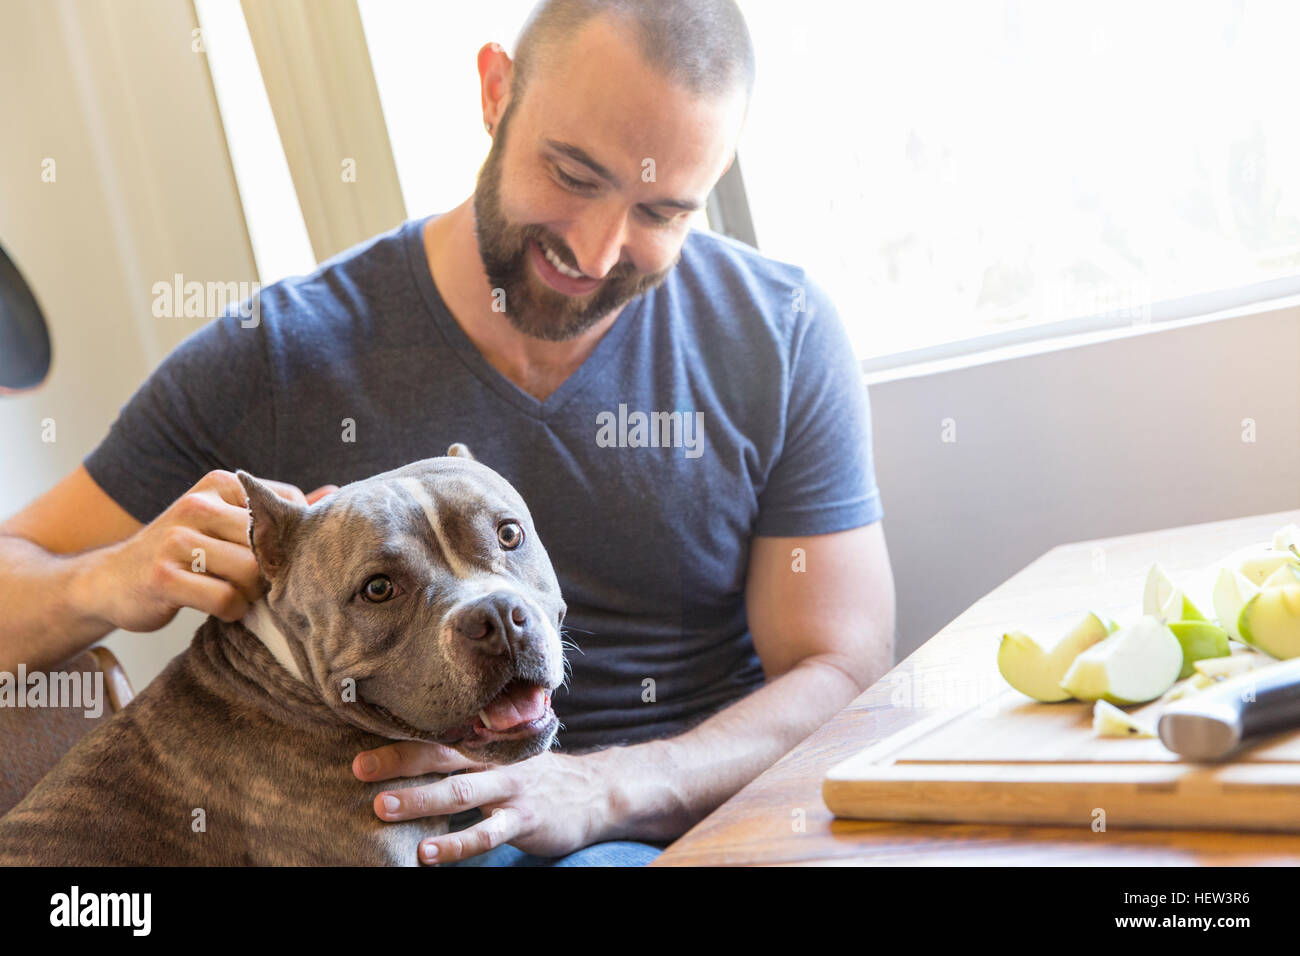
[
  {"x1": 738, "y1": 0, "x2": 1300, "y2": 360},
  {"x1": 194, "y1": 0, "x2": 316, "y2": 285},
  {"x1": 358, "y1": 0, "x2": 537, "y2": 218}
]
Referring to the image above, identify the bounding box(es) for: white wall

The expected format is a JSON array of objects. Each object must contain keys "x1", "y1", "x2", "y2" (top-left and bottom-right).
[
  {"x1": 0, "y1": 0, "x2": 257, "y2": 688},
  {"x1": 870, "y1": 302, "x2": 1300, "y2": 660}
]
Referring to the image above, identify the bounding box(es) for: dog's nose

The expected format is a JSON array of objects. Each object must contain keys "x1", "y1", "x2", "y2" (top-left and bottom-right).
[{"x1": 450, "y1": 591, "x2": 532, "y2": 658}]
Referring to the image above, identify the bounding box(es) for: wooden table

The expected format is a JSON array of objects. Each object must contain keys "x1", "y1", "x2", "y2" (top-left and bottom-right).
[{"x1": 652, "y1": 507, "x2": 1300, "y2": 866}]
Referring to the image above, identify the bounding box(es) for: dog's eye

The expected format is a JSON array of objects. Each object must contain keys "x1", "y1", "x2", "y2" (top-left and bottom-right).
[
  {"x1": 497, "y1": 520, "x2": 524, "y2": 551},
  {"x1": 361, "y1": 575, "x2": 395, "y2": 603}
]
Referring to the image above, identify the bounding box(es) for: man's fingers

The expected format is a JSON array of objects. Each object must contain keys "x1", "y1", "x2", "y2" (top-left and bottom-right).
[
  {"x1": 306, "y1": 484, "x2": 339, "y2": 505},
  {"x1": 172, "y1": 487, "x2": 258, "y2": 548},
  {"x1": 165, "y1": 567, "x2": 252, "y2": 623},
  {"x1": 373, "y1": 768, "x2": 513, "y2": 822},
  {"x1": 156, "y1": 499, "x2": 263, "y2": 603},
  {"x1": 420, "y1": 807, "x2": 522, "y2": 865},
  {"x1": 183, "y1": 533, "x2": 264, "y2": 603},
  {"x1": 196, "y1": 469, "x2": 251, "y2": 508},
  {"x1": 353, "y1": 740, "x2": 478, "y2": 782}
]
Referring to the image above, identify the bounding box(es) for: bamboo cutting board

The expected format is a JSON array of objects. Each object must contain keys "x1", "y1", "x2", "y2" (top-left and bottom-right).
[{"x1": 823, "y1": 656, "x2": 1300, "y2": 832}]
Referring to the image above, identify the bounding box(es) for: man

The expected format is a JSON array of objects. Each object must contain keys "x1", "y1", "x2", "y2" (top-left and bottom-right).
[{"x1": 0, "y1": 0, "x2": 895, "y2": 866}]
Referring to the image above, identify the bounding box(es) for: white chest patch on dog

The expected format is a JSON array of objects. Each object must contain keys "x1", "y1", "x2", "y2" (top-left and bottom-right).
[
  {"x1": 241, "y1": 599, "x2": 307, "y2": 683},
  {"x1": 396, "y1": 476, "x2": 474, "y2": 578}
]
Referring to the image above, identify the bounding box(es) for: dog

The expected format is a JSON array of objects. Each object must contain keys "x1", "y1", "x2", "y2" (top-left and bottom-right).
[{"x1": 0, "y1": 445, "x2": 567, "y2": 865}]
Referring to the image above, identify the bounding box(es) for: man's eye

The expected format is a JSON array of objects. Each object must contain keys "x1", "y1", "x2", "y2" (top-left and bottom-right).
[
  {"x1": 497, "y1": 521, "x2": 525, "y2": 551},
  {"x1": 640, "y1": 206, "x2": 672, "y2": 226},
  {"x1": 360, "y1": 575, "x2": 396, "y2": 603},
  {"x1": 554, "y1": 167, "x2": 596, "y2": 192}
]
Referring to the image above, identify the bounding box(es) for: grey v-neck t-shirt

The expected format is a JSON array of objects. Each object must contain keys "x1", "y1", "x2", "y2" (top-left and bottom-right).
[{"x1": 84, "y1": 216, "x2": 884, "y2": 752}]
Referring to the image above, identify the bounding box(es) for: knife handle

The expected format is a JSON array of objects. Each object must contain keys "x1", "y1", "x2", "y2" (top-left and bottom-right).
[
  {"x1": 1236, "y1": 659, "x2": 1300, "y2": 738},
  {"x1": 1158, "y1": 658, "x2": 1300, "y2": 759}
]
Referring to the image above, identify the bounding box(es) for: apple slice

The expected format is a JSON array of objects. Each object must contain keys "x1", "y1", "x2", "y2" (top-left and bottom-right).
[
  {"x1": 1159, "y1": 588, "x2": 1207, "y2": 624},
  {"x1": 1194, "y1": 653, "x2": 1275, "y2": 680},
  {"x1": 1142, "y1": 563, "x2": 1176, "y2": 615},
  {"x1": 1213, "y1": 568, "x2": 1260, "y2": 642},
  {"x1": 1273, "y1": 523, "x2": 1300, "y2": 555},
  {"x1": 1261, "y1": 564, "x2": 1300, "y2": 589},
  {"x1": 1143, "y1": 564, "x2": 1206, "y2": 622},
  {"x1": 1157, "y1": 676, "x2": 1207, "y2": 703},
  {"x1": 1059, "y1": 616, "x2": 1183, "y2": 705},
  {"x1": 1236, "y1": 548, "x2": 1300, "y2": 587},
  {"x1": 997, "y1": 612, "x2": 1114, "y2": 702},
  {"x1": 1092, "y1": 699, "x2": 1155, "y2": 738},
  {"x1": 1238, "y1": 583, "x2": 1300, "y2": 660},
  {"x1": 1166, "y1": 620, "x2": 1230, "y2": 679}
]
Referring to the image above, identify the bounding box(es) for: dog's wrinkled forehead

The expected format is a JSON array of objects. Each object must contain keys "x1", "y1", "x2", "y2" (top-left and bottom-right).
[{"x1": 292, "y1": 457, "x2": 536, "y2": 586}]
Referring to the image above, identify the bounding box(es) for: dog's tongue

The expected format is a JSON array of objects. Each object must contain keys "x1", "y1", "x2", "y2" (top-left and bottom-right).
[{"x1": 481, "y1": 683, "x2": 548, "y2": 730}]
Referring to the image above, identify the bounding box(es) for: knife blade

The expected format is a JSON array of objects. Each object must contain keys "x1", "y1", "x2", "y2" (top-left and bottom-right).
[{"x1": 1158, "y1": 657, "x2": 1300, "y2": 760}]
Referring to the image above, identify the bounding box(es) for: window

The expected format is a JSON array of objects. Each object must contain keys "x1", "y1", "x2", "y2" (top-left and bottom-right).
[{"x1": 737, "y1": 0, "x2": 1300, "y2": 361}]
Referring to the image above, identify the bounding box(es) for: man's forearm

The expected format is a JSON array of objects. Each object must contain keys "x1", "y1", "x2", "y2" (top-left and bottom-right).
[
  {"x1": 0, "y1": 535, "x2": 114, "y2": 672},
  {"x1": 594, "y1": 655, "x2": 873, "y2": 844}
]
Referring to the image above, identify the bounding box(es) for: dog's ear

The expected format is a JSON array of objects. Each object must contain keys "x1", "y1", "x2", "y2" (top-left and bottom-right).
[
  {"x1": 447, "y1": 443, "x2": 476, "y2": 461},
  {"x1": 236, "y1": 470, "x2": 305, "y2": 584}
]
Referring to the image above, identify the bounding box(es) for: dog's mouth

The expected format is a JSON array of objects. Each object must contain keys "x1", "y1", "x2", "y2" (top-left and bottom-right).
[{"x1": 436, "y1": 679, "x2": 557, "y2": 749}]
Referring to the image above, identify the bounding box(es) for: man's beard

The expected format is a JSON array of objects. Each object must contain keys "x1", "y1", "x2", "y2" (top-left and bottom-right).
[{"x1": 471, "y1": 107, "x2": 679, "y2": 342}]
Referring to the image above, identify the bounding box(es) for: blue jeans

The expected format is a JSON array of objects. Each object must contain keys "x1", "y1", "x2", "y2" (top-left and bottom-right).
[{"x1": 441, "y1": 809, "x2": 667, "y2": 867}]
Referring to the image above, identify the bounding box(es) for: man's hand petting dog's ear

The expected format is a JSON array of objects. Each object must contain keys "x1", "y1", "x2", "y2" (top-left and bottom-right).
[
  {"x1": 87, "y1": 469, "x2": 338, "y2": 634},
  {"x1": 353, "y1": 742, "x2": 618, "y2": 864}
]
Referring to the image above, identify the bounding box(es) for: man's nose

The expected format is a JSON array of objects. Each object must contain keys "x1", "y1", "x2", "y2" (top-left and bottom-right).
[
  {"x1": 449, "y1": 591, "x2": 535, "y2": 658},
  {"x1": 569, "y1": 204, "x2": 631, "y2": 279}
]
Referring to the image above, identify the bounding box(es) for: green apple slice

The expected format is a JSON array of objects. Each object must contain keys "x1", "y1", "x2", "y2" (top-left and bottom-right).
[
  {"x1": 1165, "y1": 620, "x2": 1230, "y2": 679},
  {"x1": 1237, "y1": 548, "x2": 1300, "y2": 587},
  {"x1": 997, "y1": 612, "x2": 1113, "y2": 702},
  {"x1": 1238, "y1": 583, "x2": 1300, "y2": 660},
  {"x1": 1059, "y1": 616, "x2": 1183, "y2": 705},
  {"x1": 1182, "y1": 594, "x2": 1207, "y2": 622},
  {"x1": 1158, "y1": 588, "x2": 1207, "y2": 624},
  {"x1": 1213, "y1": 568, "x2": 1259, "y2": 642},
  {"x1": 1092, "y1": 700, "x2": 1155, "y2": 738},
  {"x1": 1261, "y1": 565, "x2": 1300, "y2": 589},
  {"x1": 1143, "y1": 564, "x2": 1206, "y2": 622},
  {"x1": 1143, "y1": 563, "x2": 1177, "y2": 615}
]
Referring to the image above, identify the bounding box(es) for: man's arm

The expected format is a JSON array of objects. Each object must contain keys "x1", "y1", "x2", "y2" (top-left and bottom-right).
[
  {"x1": 0, "y1": 465, "x2": 148, "y2": 672},
  {"x1": 596, "y1": 520, "x2": 896, "y2": 842}
]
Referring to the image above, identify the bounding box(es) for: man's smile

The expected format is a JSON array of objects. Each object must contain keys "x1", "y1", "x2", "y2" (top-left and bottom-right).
[{"x1": 528, "y1": 238, "x2": 603, "y2": 295}]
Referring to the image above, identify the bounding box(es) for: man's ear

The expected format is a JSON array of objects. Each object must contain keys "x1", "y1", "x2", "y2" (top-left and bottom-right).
[
  {"x1": 236, "y1": 470, "x2": 305, "y2": 585},
  {"x1": 447, "y1": 443, "x2": 476, "y2": 461}
]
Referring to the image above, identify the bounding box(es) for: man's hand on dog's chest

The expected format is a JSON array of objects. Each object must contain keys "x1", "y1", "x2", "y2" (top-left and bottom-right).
[{"x1": 354, "y1": 740, "x2": 619, "y2": 864}]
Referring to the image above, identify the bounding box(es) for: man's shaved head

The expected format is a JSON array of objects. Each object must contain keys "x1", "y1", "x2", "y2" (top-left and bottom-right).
[{"x1": 511, "y1": 0, "x2": 756, "y2": 110}]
